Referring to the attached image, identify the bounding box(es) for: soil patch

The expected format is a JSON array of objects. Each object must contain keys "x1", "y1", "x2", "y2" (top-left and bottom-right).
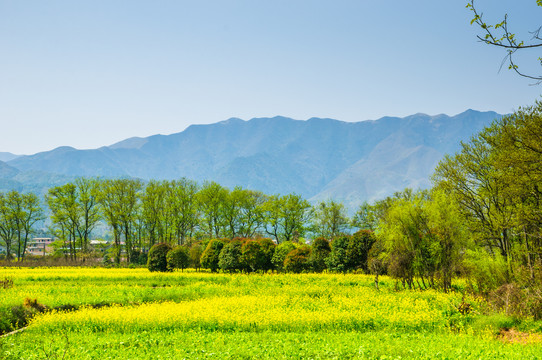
[{"x1": 499, "y1": 328, "x2": 542, "y2": 345}]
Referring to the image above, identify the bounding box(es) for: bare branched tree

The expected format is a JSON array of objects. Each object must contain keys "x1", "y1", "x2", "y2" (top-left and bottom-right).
[{"x1": 467, "y1": 0, "x2": 542, "y2": 83}]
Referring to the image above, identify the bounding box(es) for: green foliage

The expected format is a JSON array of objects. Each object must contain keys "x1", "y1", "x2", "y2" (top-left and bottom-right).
[
  {"x1": 312, "y1": 200, "x2": 349, "y2": 239},
  {"x1": 167, "y1": 246, "x2": 190, "y2": 271},
  {"x1": 240, "y1": 240, "x2": 264, "y2": 272},
  {"x1": 463, "y1": 249, "x2": 508, "y2": 295},
  {"x1": 256, "y1": 238, "x2": 276, "y2": 271},
  {"x1": 218, "y1": 240, "x2": 244, "y2": 272},
  {"x1": 147, "y1": 243, "x2": 172, "y2": 272},
  {"x1": 263, "y1": 194, "x2": 312, "y2": 243},
  {"x1": 271, "y1": 241, "x2": 296, "y2": 271},
  {"x1": 346, "y1": 230, "x2": 376, "y2": 273},
  {"x1": 327, "y1": 236, "x2": 349, "y2": 272},
  {"x1": 309, "y1": 237, "x2": 331, "y2": 272},
  {"x1": 201, "y1": 239, "x2": 225, "y2": 272},
  {"x1": 189, "y1": 242, "x2": 204, "y2": 270},
  {"x1": 284, "y1": 246, "x2": 311, "y2": 273},
  {"x1": 197, "y1": 181, "x2": 228, "y2": 238},
  {"x1": 0, "y1": 190, "x2": 43, "y2": 261}
]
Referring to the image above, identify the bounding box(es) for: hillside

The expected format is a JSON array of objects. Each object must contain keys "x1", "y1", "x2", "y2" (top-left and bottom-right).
[{"x1": 3, "y1": 110, "x2": 500, "y2": 210}]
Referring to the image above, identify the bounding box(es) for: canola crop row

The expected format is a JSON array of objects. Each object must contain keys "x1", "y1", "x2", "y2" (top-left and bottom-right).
[
  {"x1": 30, "y1": 293, "x2": 448, "y2": 333},
  {"x1": 2, "y1": 267, "x2": 539, "y2": 359}
]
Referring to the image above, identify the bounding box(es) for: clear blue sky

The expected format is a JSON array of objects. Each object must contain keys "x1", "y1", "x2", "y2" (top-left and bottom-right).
[{"x1": 1, "y1": 0, "x2": 541, "y2": 154}]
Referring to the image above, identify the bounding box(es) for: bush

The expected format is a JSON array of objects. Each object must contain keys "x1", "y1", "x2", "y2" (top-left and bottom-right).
[
  {"x1": 347, "y1": 230, "x2": 376, "y2": 272},
  {"x1": 240, "y1": 240, "x2": 266, "y2": 272},
  {"x1": 167, "y1": 246, "x2": 190, "y2": 271},
  {"x1": 201, "y1": 239, "x2": 225, "y2": 272},
  {"x1": 463, "y1": 249, "x2": 508, "y2": 294},
  {"x1": 284, "y1": 246, "x2": 311, "y2": 273},
  {"x1": 272, "y1": 241, "x2": 296, "y2": 272},
  {"x1": 257, "y1": 238, "x2": 276, "y2": 271},
  {"x1": 309, "y1": 237, "x2": 331, "y2": 272},
  {"x1": 218, "y1": 240, "x2": 244, "y2": 272},
  {"x1": 190, "y1": 242, "x2": 204, "y2": 271},
  {"x1": 147, "y1": 243, "x2": 173, "y2": 272},
  {"x1": 137, "y1": 251, "x2": 148, "y2": 266},
  {"x1": 327, "y1": 236, "x2": 349, "y2": 272}
]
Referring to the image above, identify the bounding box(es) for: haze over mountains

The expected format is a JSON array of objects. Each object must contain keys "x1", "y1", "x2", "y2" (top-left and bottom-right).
[{"x1": 0, "y1": 110, "x2": 500, "y2": 210}]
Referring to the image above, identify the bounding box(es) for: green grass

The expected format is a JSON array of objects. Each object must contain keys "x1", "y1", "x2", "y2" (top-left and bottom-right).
[{"x1": 1, "y1": 268, "x2": 541, "y2": 359}]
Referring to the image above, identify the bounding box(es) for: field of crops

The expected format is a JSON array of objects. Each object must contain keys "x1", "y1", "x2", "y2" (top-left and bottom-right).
[{"x1": 1, "y1": 268, "x2": 542, "y2": 359}]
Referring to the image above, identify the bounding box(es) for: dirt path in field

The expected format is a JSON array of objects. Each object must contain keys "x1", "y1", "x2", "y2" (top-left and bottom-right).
[{"x1": 0, "y1": 327, "x2": 26, "y2": 338}]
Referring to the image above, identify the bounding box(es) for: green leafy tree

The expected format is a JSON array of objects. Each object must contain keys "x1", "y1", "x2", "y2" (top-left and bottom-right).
[
  {"x1": 346, "y1": 230, "x2": 376, "y2": 273},
  {"x1": 263, "y1": 194, "x2": 312, "y2": 243},
  {"x1": 198, "y1": 182, "x2": 228, "y2": 238},
  {"x1": 312, "y1": 200, "x2": 349, "y2": 239},
  {"x1": 46, "y1": 178, "x2": 101, "y2": 261},
  {"x1": 240, "y1": 239, "x2": 265, "y2": 272},
  {"x1": 352, "y1": 200, "x2": 392, "y2": 231},
  {"x1": 434, "y1": 101, "x2": 542, "y2": 286},
  {"x1": 8, "y1": 191, "x2": 43, "y2": 261},
  {"x1": 218, "y1": 239, "x2": 244, "y2": 272},
  {"x1": 0, "y1": 193, "x2": 16, "y2": 260},
  {"x1": 201, "y1": 239, "x2": 225, "y2": 272},
  {"x1": 377, "y1": 191, "x2": 434, "y2": 289},
  {"x1": 309, "y1": 237, "x2": 331, "y2": 272},
  {"x1": 256, "y1": 238, "x2": 276, "y2": 271},
  {"x1": 98, "y1": 179, "x2": 142, "y2": 263},
  {"x1": 166, "y1": 246, "x2": 190, "y2": 271},
  {"x1": 221, "y1": 187, "x2": 245, "y2": 239},
  {"x1": 74, "y1": 178, "x2": 101, "y2": 255},
  {"x1": 168, "y1": 178, "x2": 199, "y2": 245},
  {"x1": 141, "y1": 180, "x2": 167, "y2": 247},
  {"x1": 272, "y1": 241, "x2": 296, "y2": 271},
  {"x1": 238, "y1": 190, "x2": 266, "y2": 238},
  {"x1": 189, "y1": 241, "x2": 204, "y2": 271},
  {"x1": 375, "y1": 189, "x2": 469, "y2": 291},
  {"x1": 46, "y1": 184, "x2": 80, "y2": 260},
  {"x1": 326, "y1": 235, "x2": 350, "y2": 273},
  {"x1": 284, "y1": 245, "x2": 311, "y2": 273},
  {"x1": 147, "y1": 242, "x2": 172, "y2": 272}
]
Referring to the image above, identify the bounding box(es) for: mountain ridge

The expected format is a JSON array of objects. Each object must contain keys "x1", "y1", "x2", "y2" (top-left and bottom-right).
[{"x1": 2, "y1": 110, "x2": 500, "y2": 210}]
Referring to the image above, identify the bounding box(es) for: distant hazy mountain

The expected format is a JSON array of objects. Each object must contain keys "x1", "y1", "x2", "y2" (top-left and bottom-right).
[
  {"x1": 3, "y1": 110, "x2": 500, "y2": 210},
  {"x1": 0, "y1": 152, "x2": 20, "y2": 162}
]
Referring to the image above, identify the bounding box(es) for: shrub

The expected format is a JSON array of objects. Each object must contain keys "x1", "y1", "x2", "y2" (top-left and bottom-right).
[
  {"x1": 326, "y1": 236, "x2": 349, "y2": 272},
  {"x1": 284, "y1": 246, "x2": 311, "y2": 273},
  {"x1": 463, "y1": 249, "x2": 508, "y2": 294},
  {"x1": 167, "y1": 246, "x2": 190, "y2": 271},
  {"x1": 130, "y1": 249, "x2": 142, "y2": 264},
  {"x1": 147, "y1": 243, "x2": 173, "y2": 272},
  {"x1": 272, "y1": 241, "x2": 296, "y2": 272},
  {"x1": 201, "y1": 239, "x2": 225, "y2": 272},
  {"x1": 190, "y1": 242, "x2": 204, "y2": 271},
  {"x1": 347, "y1": 230, "x2": 376, "y2": 272},
  {"x1": 257, "y1": 238, "x2": 276, "y2": 271},
  {"x1": 218, "y1": 240, "x2": 244, "y2": 272},
  {"x1": 137, "y1": 251, "x2": 148, "y2": 266},
  {"x1": 309, "y1": 237, "x2": 331, "y2": 272},
  {"x1": 240, "y1": 240, "x2": 265, "y2": 272}
]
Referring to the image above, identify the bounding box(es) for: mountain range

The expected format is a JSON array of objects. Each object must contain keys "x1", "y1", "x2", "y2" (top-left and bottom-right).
[{"x1": 0, "y1": 110, "x2": 500, "y2": 211}]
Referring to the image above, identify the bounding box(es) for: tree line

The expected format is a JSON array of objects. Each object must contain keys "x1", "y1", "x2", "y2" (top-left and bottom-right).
[
  {"x1": 146, "y1": 231, "x2": 376, "y2": 276},
  {"x1": 0, "y1": 177, "x2": 351, "y2": 262}
]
